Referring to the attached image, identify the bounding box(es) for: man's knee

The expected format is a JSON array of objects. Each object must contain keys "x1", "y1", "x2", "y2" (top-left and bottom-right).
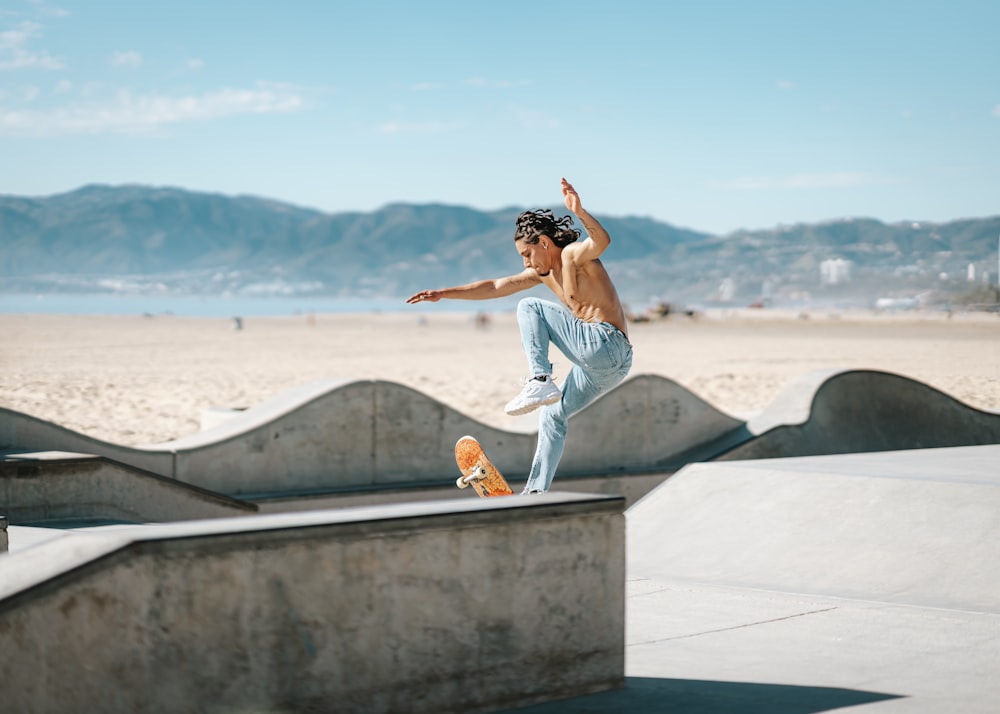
[{"x1": 516, "y1": 296, "x2": 543, "y2": 318}]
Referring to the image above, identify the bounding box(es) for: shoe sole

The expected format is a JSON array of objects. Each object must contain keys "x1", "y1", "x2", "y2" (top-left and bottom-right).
[{"x1": 504, "y1": 393, "x2": 562, "y2": 416}]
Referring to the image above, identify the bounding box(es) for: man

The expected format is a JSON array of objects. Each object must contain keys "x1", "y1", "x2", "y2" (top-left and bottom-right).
[{"x1": 407, "y1": 178, "x2": 632, "y2": 493}]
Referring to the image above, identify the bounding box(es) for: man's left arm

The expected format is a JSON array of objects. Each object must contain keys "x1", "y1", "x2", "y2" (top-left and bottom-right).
[{"x1": 561, "y1": 178, "x2": 610, "y2": 263}]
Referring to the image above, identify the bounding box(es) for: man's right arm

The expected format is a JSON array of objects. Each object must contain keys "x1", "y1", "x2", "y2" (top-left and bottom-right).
[{"x1": 406, "y1": 269, "x2": 540, "y2": 304}]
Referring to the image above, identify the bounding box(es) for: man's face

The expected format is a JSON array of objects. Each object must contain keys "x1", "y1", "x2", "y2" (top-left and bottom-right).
[{"x1": 516, "y1": 238, "x2": 552, "y2": 276}]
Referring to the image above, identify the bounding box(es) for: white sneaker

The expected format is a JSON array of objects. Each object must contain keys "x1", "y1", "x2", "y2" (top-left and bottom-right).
[{"x1": 504, "y1": 376, "x2": 561, "y2": 416}]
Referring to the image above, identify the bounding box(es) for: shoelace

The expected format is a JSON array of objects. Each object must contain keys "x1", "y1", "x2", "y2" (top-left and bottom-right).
[
  {"x1": 515, "y1": 373, "x2": 558, "y2": 388},
  {"x1": 513, "y1": 363, "x2": 560, "y2": 389}
]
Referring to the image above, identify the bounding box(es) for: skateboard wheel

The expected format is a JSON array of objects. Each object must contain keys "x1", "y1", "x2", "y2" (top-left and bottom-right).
[{"x1": 456, "y1": 475, "x2": 470, "y2": 488}]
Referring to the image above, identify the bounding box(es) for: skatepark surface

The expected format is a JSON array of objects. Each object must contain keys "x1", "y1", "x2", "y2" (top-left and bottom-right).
[
  {"x1": 4, "y1": 444, "x2": 998, "y2": 712},
  {"x1": 2, "y1": 369, "x2": 1000, "y2": 711},
  {"x1": 498, "y1": 443, "x2": 1000, "y2": 713}
]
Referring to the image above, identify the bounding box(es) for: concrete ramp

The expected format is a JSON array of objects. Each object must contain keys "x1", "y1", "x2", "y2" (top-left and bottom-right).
[
  {"x1": 2, "y1": 370, "x2": 996, "y2": 502},
  {"x1": 722, "y1": 368, "x2": 1000, "y2": 460},
  {"x1": 611, "y1": 445, "x2": 1000, "y2": 713},
  {"x1": 0, "y1": 451, "x2": 256, "y2": 525},
  {"x1": 0, "y1": 407, "x2": 173, "y2": 475},
  {"x1": 560, "y1": 374, "x2": 745, "y2": 474},
  {"x1": 0, "y1": 375, "x2": 746, "y2": 499},
  {"x1": 628, "y1": 444, "x2": 1000, "y2": 613}
]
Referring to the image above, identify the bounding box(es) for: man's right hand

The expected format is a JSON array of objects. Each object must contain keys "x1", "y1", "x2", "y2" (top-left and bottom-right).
[{"x1": 406, "y1": 290, "x2": 443, "y2": 304}]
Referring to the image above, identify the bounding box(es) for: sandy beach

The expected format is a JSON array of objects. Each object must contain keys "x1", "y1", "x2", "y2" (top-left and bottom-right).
[{"x1": 1, "y1": 308, "x2": 998, "y2": 446}]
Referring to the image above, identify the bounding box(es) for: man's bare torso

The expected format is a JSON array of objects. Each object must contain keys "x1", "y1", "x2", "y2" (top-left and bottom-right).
[{"x1": 538, "y1": 253, "x2": 628, "y2": 337}]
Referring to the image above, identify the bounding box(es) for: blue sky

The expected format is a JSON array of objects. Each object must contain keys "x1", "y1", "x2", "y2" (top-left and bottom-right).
[{"x1": 1, "y1": 0, "x2": 998, "y2": 234}]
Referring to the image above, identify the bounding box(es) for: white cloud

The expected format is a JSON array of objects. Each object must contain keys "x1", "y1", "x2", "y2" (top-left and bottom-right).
[
  {"x1": 714, "y1": 172, "x2": 904, "y2": 191},
  {"x1": 775, "y1": 79, "x2": 795, "y2": 90},
  {"x1": 992, "y1": 104, "x2": 1000, "y2": 118},
  {"x1": 0, "y1": 82, "x2": 307, "y2": 136},
  {"x1": 186, "y1": 58, "x2": 204, "y2": 71},
  {"x1": 411, "y1": 82, "x2": 439, "y2": 91},
  {"x1": 110, "y1": 50, "x2": 142, "y2": 68},
  {"x1": 0, "y1": 21, "x2": 64, "y2": 70}
]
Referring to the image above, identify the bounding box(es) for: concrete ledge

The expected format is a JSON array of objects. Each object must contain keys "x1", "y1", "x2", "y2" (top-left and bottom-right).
[
  {"x1": 253, "y1": 470, "x2": 670, "y2": 514},
  {"x1": 0, "y1": 492, "x2": 625, "y2": 713},
  {"x1": 0, "y1": 451, "x2": 257, "y2": 526}
]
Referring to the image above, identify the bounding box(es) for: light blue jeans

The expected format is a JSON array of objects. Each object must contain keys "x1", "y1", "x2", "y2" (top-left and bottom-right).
[{"x1": 517, "y1": 297, "x2": 633, "y2": 493}]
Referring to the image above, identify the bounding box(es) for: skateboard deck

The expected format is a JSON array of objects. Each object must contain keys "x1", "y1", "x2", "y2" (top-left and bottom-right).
[{"x1": 454, "y1": 435, "x2": 514, "y2": 497}]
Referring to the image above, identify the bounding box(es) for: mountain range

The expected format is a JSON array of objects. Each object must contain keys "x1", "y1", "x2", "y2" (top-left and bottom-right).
[{"x1": 2, "y1": 184, "x2": 998, "y2": 308}]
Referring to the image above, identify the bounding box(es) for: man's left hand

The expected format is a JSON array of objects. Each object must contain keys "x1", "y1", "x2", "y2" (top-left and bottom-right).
[{"x1": 561, "y1": 177, "x2": 582, "y2": 215}]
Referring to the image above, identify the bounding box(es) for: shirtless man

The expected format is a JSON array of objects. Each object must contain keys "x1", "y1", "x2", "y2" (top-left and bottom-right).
[{"x1": 407, "y1": 178, "x2": 633, "y2": 493}]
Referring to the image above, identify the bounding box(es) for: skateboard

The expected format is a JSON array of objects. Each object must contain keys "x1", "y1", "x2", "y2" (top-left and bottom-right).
[{"x1": 454, "y1": 435, "x2": 514, "y2": 497}]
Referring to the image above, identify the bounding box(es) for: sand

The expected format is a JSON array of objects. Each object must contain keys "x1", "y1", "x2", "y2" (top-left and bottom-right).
[{"x1": 0, "y1": 308, "x2": 998, "y2": 446}]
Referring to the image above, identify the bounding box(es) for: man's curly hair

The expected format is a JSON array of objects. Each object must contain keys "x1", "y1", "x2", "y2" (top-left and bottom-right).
[{"x1": 513, "y1": 209, "x2": 581, "y2": 248}]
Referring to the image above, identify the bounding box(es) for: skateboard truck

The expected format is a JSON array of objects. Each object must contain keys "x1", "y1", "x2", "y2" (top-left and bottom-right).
[{"x1": 456, "y1": 465, "x2": 489, "y2": 488}]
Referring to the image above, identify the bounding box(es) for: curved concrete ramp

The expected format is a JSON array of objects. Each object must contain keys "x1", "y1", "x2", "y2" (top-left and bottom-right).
[
  {"x1": 629, "y1": 444, "x2": 1000, "y2": 613},
  {"x1": 0, "y1": 407, "x2": 173, "y2": 476},
  {"x1": 560, "y1": 374, "x2": 745, "y2": 474},
  {"x1": 720, "y1": 368, "x2": 1000, "y2": 461},
  {"x1": 0, "y1": 451, "x2": 256, "y2": 526},
  {"x1": 163, "y1": 378, "x2": 527, "y2": 496},
  {"x1": 2, "y1": 370, "x2": 996, "y2": 500},
  {"x1": 0, "y1": 376, "x2": 747, "y2": 498}
]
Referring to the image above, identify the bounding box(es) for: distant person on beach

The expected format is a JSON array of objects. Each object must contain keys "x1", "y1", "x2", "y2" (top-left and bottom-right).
[{"x1": 407, "y1": 178, "x2": 632, "y2": 493}]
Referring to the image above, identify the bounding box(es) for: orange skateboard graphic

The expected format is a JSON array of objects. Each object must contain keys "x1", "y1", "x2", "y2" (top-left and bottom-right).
[{"x1": 454, "y1": 435, "x2": 514, "y2": 497}]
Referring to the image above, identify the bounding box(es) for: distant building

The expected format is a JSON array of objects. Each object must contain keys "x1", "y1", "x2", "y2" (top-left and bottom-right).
[
  {"x1": 718, "y1": 278, "x2": 736, "y2": 302},
  {"x1": 820, "y1": 258, "x2": 852, "y2": 285}
]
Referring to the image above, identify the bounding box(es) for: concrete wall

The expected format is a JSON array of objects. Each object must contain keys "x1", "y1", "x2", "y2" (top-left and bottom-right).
[
  {"x1": 0, "y1": 516, "x2": 6, "y2": 553},
  {"x1": 165, "y1": 376, "x2": 743, "y2": 497},
  {"x1": 0, "y1": 452, "x2": 257, "y2": 526},
  {"x1": 724, "y1": 368, "x2": 1000, "y2": 460},
  {"x1": 5, "y1": 370, "x2": 995, "y2": 504},
  {"x1": 0, "y1": 376, "x2": 746, "y2": 499},
  {"x1": 0, "y1": 408, "x2": 173, "y2": 475},
  {"x1": 0, "y1": 493, "x2": 625, "y2": 714}
]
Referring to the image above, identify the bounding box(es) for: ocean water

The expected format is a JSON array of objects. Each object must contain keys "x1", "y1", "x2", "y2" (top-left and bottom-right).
[{"x1": 0, "y1": 293, "x2": 525, "y2": 317}]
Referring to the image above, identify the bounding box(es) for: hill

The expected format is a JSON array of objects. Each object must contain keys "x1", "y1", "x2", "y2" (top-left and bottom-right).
[{"x1": 1, "y1": 184, "x2": 997, "y2": 308}]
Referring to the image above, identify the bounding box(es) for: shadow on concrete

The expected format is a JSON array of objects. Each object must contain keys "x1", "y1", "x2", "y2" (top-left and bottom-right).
[{"x1": 500, "y1": 677, "x2": 903, "y2": 713}]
